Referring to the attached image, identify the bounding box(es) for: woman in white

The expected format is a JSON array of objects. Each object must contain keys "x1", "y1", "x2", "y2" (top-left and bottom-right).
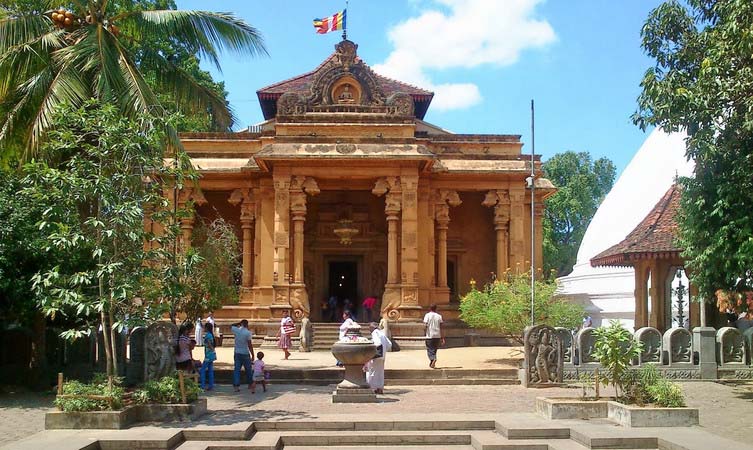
[
  {"x1": 339, "y1": 311, "x2": 356, "y2": 340},
  {"x1": 366, "y1": 322, "x2": 390, "y2": 394}
]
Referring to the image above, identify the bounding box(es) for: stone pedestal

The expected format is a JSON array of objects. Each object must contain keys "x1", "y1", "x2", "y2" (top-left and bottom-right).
[
  {"x1": 331, "y1": 341, "x2": 377, "y2": 403},
  {"x1": 692, "y1": 326, "x2": 718, "y2": 380}
]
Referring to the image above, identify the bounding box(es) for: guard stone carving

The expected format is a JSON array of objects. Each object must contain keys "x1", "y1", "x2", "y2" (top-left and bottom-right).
[
  {"x1": 523, "y1": 325, "x2": 563, "y2": 385},
  {"x1": 144, "y1": 322, "x2": 178, "y2": 381}
]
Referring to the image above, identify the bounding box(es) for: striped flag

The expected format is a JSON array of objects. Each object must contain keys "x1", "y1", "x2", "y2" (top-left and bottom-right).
[{"x1": 313, "y1": 10, "x2": 346, "y2": 34}]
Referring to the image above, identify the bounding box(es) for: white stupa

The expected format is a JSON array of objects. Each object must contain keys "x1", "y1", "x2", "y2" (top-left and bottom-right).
[{"x1": 556, "y1": 129, "x2": 694, "y2": 328}]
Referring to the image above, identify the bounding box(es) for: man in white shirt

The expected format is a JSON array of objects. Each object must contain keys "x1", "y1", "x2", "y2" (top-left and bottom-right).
[
  {"x1": 423, "y1": 304, "x2": 444, "y2": 369},
  {"x1": 231, "y1": 319, "x2": 254, "y2": 392}
]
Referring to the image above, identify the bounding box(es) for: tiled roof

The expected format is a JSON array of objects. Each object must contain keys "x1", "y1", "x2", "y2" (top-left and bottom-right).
[
  {"x1": 590, "y1": 183, "x2": 683, "y2": 267},
  {"x1": 257, "y1": 54, "x2": 433, "y2": 99}
]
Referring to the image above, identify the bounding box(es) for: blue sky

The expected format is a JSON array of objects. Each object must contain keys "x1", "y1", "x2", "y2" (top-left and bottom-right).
[{"x1": 176, "y1": 0, "x2": 663, "y2": 176}]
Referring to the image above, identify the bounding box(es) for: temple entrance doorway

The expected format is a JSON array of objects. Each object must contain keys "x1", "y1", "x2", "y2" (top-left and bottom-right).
[{"x1": 327, "y1": 260, "x2": 359, "y2": 322}]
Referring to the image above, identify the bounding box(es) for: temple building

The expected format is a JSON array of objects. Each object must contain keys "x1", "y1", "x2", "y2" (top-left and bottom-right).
[{"x1": 175, "y1": 40, "x2": 555, "y2": 327}]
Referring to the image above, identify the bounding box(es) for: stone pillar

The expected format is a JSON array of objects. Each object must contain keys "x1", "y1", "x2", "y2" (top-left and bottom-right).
[
  {"x1": 508, "y1": 186, "x2": 526, "y2": 270},
  {"x1": 176, "y1": 186, "x2": 207, "y2": 251},
  {"x1": 373, "y1": 177, "x2": 402, "y2": 320},
  {"x1": 399, "y1": 171, "x2": 421, "y2": 319},
  {"x1": 482, "y1": 190, "x2": 510, "y2": 276},
  {"x1": 434, "y1": 190, "x2": 462, "y2": 292},
  {"x1": 693, "y1": 326, "x2": 718, "y2": 379},
  {"x1": 229, "y1": 189, "x2": 255, "y2": 301},
  {"x1": 288, "y1": 176, "x2": 319, "y2": 319},
  {"x1": 252, "y1": 183, "x2": 275, "y2": 317},
  {"x1": 634, "y1": 260, "x2": 649, "y2": 330},
  {"x1": 271, "y1": 170, "x2": 291, "y2": 315}
]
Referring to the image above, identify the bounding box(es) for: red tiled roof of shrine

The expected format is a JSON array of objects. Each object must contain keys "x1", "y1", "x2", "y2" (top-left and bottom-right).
[
  {"x1": 590, "y1": 183, "x2": 684, "y2": 268},
  {"x1": 257, "y1": 54, "x2": 433, "y2": 99}
]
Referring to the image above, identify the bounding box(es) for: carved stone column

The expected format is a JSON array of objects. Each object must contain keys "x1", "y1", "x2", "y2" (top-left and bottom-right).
[
  {"x1": 482, "y1": 190, "x2": 510, "y2": 276},
  {"x1": 399, "y1": 172, "x2": 421, "y2": 319},
  {"x1": 177, "y1": 186, "x2": 207, "y2": 251},
  {"x1": 373, "y1": 177, "x2": 402, "y2": 319},
  {"x1": 229, "y1": 188, "x2": 255, "y2": 302},
  {"x1": 272, "y1": 170, "x2": 291, "y2": 316},
  {"x1": 434, "y1": 190, "x2": 462, "y2": 291},
  {"x1": 288, "y1": 176, "x2": 320, "y2": 319}
]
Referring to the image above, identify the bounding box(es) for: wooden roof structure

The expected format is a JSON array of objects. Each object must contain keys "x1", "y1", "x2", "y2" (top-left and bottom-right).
[{"x1": 590, "y1": 183, "x2": 683, "y2": 268}]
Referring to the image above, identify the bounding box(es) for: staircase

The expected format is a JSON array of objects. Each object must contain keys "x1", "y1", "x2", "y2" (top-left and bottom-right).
[{"x1": 311, "y1": 322, "x2": 363, "y2": 350}]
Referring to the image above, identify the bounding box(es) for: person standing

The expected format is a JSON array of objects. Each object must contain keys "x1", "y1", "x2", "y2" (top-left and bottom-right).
[
  {"x1": 194, "y1": 317, "x2": 203, "y2": 346},
  {"x1": 277, "y1": 310, "x2": 295, "y2": 360},
  {"x1": 423, "y1": 304, "x2": 444, "y2": 369},
  {"x1": 200, "y1": 322, "x2": 216, "y2": 391},
  {"x1": 176, "y1": 323, "x2": 195, "y2": 372},
  {"x1": 361, "y1": 296, "x2": 377, "y2": 322},
  {"x1": 366, "y1": 322, "x2": 390, "y2": 394},
  {"x1": 231, "y1": 319, "x2": 254, "y2": 392}
]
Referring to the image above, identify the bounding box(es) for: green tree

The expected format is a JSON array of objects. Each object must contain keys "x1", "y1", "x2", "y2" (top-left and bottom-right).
[
  {"x1": 633, "y1": 0, "x2": 753, "y2": 301},
  {"x1": 542, "y1": 151, "x2": 616, "y2": 276},
  {"x1": 459, "y1": 272, "x2": 585, "y2": 341},
  {"x1": 0, "y1": 0, "x2": 265, "y2": 150},
  {"x1": 26, "y1": 100, "x2": 184, "y2": 376}
]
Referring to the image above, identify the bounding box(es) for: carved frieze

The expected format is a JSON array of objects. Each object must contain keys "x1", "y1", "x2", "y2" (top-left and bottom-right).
[
  {"x1": 635, "y1": 327, "x2": 662, "y2": 364},
  {"x1": 524, "y1": 325, "x2": 563, "y2": 385}
]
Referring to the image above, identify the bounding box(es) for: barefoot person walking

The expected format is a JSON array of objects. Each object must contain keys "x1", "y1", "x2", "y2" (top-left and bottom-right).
[
  {"x1": 423, "y1": 304, "x2": 444, "y2": 369},
  {"x1": 278, "y1": 310, "x2": 295, "y2": 360}
]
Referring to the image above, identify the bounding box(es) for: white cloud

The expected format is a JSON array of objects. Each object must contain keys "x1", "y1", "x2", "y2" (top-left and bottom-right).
[{"x1": 373, "y1": 0, "x2": 556, "y2": 112}]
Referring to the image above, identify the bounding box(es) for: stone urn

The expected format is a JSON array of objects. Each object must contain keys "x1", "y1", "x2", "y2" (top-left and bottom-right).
[{"x1": 331, "y1": 331, "x2": 378, "y2": 403}]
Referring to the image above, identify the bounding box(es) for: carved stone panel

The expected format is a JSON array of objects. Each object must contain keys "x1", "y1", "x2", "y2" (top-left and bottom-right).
[
  {"x1": 554, "y1": 327, "x2": 574, "y2": 364},
  {"x1": 523, "y1": 325, "x2": 563, "y2": 385},
  {"x1": 663, "y1": 327, "x2": 693, "y2": 365},
  {"x1": 635, "y1": 327, "x2": 662, "y2": 365},
  {"x1": 144, "y1": 322, "x2": 178, "y2": 382},
  {"x1": 717, "y1": 327, "x2": 746, "y2": 365},
  {"x1": 576, "y1": 327, "x2": 598, "y2": 364}
]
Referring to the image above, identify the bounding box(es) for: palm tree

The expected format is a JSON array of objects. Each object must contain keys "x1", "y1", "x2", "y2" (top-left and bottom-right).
[{"x1": 0, "y1": 0, "x2": 266, "y2": 152}]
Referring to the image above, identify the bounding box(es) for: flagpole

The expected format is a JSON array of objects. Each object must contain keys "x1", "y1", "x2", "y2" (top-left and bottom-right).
[
  {"x1": 530, "y1": 99, "x2": 536, "y2": 326},
  {"x1": 343, "y1": 0, "x2": 349, "y2": 40}
]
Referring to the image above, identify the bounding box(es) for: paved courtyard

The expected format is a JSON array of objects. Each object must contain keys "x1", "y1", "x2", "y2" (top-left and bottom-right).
[{"x1": 2, "y1": 348, "x2": 753, "y2": 449}]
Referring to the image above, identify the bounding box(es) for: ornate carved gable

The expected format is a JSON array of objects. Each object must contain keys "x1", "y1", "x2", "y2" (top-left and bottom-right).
[{"x1": 259, "y1": 40, "x2": 430, "y2": 119}]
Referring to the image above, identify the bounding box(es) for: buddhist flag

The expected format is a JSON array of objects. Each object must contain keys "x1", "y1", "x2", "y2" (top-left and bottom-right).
[{"x1": 313, "y1": 10, "x2": 346, "y2": 34}]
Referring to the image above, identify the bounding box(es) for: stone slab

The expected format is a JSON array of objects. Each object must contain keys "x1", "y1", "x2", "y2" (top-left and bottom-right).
[
  {"x1": 607, "y1": 401, "x2": 699, "y2": 428},
  {"x1": 535, "y1": 397, "x2": 608, "y2": 420}
]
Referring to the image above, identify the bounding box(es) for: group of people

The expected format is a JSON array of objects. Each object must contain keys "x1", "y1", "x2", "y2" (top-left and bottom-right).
[
  {"x1": 172, "y1": 303, "x2": 446, "y2": 395},
  {"x1": 324, "y1": 295, "x2": 379, "y2": 323}
]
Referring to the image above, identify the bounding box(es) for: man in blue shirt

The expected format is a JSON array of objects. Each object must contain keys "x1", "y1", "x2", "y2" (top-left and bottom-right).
[{"x1": 231, "y1": 320, "x2": 254, "y2": 392}]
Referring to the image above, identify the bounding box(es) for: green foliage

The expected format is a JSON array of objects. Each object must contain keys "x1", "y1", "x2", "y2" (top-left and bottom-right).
[
  {"x1": 0, "y1": 0, "x2": 266, "y2": 151},
  {"x1": 25, "y1": 100, "x2": 189, "y2": 374},
  {"x1": 634, "y1": 0, "x2": 753, "y2": 301},
  {"x1": 646, "y1": 379, "x2": 686, "y2": 408},
  {"x1": 459, "y1": 272, "x2": 584, "y2": 341},
  {"x1": 542, "y1": 151, "x2": 616, "y2": 276},
  {"x1": 133, "y1": 375, "x2": 200, "y2": 404},
  {"x1": 54, "y1": 375, "x2": 124, "y2": 412},
  {"x1": 592, "y1": 321, "x2": 643, "y2": 398},
  {"x1": 143, "y1": 216, "x2": 241, "y2": 322}
]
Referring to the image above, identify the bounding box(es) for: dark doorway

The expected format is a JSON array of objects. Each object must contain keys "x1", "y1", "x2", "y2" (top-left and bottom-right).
[
  {"x1": 328, "y1": 261, "x2": 359, "y2": 320},
  {"x1": 447, "y1": 260, "x2": 457, "y2": 301}
]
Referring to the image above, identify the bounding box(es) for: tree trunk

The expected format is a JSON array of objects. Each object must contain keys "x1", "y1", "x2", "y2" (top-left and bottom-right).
[
  {"x1": 29, "y1": 312, "x2": 47, "y2": 370},
  {"x1": 100, "y1": 308, "x2": 113, "y2": 377},
  {"x1": 108, "y1": 306, "x2": 119, "y2": 376}
]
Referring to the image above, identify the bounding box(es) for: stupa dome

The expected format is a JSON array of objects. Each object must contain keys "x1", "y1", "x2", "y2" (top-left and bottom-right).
[{"x1": 556, "y1": 128, "x2": 693, "y2": 328}]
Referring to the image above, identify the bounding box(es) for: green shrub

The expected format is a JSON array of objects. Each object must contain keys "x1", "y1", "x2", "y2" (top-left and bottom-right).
[
  {"x1": 592, "y1": 321, "x2": 643, "y2": 399},
  {"x1": 133, "y1": 375, "x2": 200, "y2": 405},
  {"x1": 459, "y1": 272, "x2": 584, "y2": 341},
  {"x1": 647, "y1": 380, "x2": 686, "y2": 407},
  {"x1": 54, "y1": 376, "x2": 124, "y2": 412}
]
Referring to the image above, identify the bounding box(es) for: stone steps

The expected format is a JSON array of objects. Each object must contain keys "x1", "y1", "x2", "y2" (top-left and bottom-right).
[{"x1": 211, "y1": 368, "x2": 520, "y2": 386}]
